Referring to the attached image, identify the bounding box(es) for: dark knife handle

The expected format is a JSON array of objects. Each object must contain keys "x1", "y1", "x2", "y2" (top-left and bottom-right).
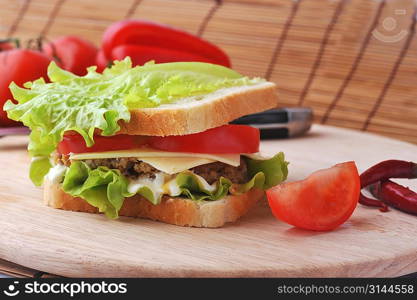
[{"x1": 230, "y1": 107, "x2": 313, "y2": 139}]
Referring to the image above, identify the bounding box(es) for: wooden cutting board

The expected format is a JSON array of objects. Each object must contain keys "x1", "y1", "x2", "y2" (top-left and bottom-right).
[{"x1": 0, "y1": 124, "x2": 416, "y2": 278}]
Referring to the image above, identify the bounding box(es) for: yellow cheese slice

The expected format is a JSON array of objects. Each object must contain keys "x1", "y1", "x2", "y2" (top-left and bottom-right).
[
  {"x1": 70, "y1": 148, "x2": 241, "y2": 167},
  {"x1": 139, "y1": 157, "x2": 215, "y2": 174}
]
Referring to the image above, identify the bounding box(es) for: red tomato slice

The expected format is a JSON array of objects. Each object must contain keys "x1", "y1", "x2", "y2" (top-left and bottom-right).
[
  {"x1": 0, "y1": 49, "x2": 51, "y2": 126},
  {"x1": 57, "y1": 125, "x2": 259, "y2": 155},
  {"x1": 148, "y1": 125, "x2": 259, "y2": 154},
  {"x1": 111, "y1": 44, "x2": 217, "y2": 66},
  {"x1": 43, "y1": 36, "x2": 98, "y2": 76},
  {"x1": 102, "y1": 20, "x2": 231, "y2": 67},
  {"x1": 266, "y1": 162, "x2": 360, "y2": 231},
  {"x1": 57, "y1": 134, "x2": 148, "y2": 155}
]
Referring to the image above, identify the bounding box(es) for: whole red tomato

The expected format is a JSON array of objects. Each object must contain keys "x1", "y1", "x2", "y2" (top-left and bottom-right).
[
  {"x1": 0, "y1": 49, "x2": 51, "y2": 126},
  {"x1": 95, "y1": 50, "x2": 108, "y2": 73},
  {"x1": 43, "y1": 36, "x2": 98, "y2": 76}
]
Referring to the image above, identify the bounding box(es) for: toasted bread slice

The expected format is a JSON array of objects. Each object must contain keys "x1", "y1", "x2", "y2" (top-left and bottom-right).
[
  {"x1": 117, "y1": 81, "x2": 277, "y2": 136},
  {"x1": 44, "y1": 179, "x2": 265, "y2": 228}
]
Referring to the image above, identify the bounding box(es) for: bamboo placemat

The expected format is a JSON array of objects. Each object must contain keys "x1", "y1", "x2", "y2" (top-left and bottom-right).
[{"x1": 0, "y1": 0, "x2": 416, "y2": 143}]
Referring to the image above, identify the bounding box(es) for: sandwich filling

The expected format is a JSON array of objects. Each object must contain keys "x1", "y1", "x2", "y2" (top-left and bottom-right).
[
  {"x1": 45, "y1": 144, "x2": 288, "y2": 218},
  {"x1": 4, "y1": 58, "x2": 289, "y2": 219},
  {"x1": 57, "y1": 154, "x2": 249, "y2": 183}
]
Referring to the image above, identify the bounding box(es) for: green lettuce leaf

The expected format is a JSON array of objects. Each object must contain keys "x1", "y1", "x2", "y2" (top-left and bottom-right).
[
  {"x1": 166, "y1": 172, "x2": 232, "y2": 201},
  {"x1": 62, "y1": 161, "x2": 131, "y2": 219},
  {"x1": 3, "y1": 58, "x2": 263, "y2": 186},
  {"x1": 166, "y1": 153, "x2": 289, "y2": 200},
  {"x1": 230, "y1": 172, "x2": 265, "y2": 195},
  {"x1": 130, "y1": 186, "x2": 159, "y2": 205},
  {"x1": 60, "y1": 153, "x2": 288, "y2": 218},
  {"x1": 126, "y1": 174, "x2": 165, "y2": 205},
  {"x1": 30, "y1": 156, "x2": 52, "y2": 186},
  {"x1": 167, "y1": 153, "x2": 288, "y2": 200},
  {"x1": 245, "y1": 152, "x2": 289, "y2": 189}
]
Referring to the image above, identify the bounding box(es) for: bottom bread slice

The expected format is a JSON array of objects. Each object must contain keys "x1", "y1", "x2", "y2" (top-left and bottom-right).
[{"x1": 43, "y1": 179, "x2": 265, "y2": 228}]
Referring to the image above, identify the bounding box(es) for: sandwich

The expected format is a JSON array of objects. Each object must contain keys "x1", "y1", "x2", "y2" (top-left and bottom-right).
[{"x1": 4, "y1": 58, "x2": 288, "y2": 227}]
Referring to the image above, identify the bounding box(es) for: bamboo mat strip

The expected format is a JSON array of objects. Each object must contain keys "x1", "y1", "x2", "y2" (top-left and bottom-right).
[
  {"x1": 132, "y1": 0, "x2": 214, "y2": 37},
  {"x1": 197, "y1": 0, "x2": 221, "y2": 37},
  {"x1": 0, "y1": 0, "x2": 25, "y2": 38},
  {"x1": 11, "y1": 0, "x2": 59, "y2": 43},
  {"x1": 201, "y1": 0, "x2": 293, "y2": 76},
  {"x1": 298, "y1": 0, "x2": 347, "y2": 105},
  {"x1": 125, "y1": 0, "x2": 143, "y2": 20},
  {"x1": 6, "y1": 0, "x2": 30, "y2": 38},
  {"x1": 264, "y1": 0, "x2": 300, "y2": 80},
  {"x1": 300, "y1": 0, "x2": 417, "y2": 143},
  {"x1": 321, "y1": 0, "x2": 386, "y2": 123},
  {"x1": 364, "y1": 4, "x2": 417, "y2": 130},
  {"x1": 39, "y1": 0, "x2": 65, "y2": 37},
  {"x1": 0, "y1": 0, "x2": 416, "y2": 144},
  {"x1": 268, "y1": 0, "x2": 343, "y2": 102}
]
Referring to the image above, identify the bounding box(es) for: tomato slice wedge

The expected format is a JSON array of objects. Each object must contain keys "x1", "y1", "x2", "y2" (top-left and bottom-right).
[
  {"x1": 57, "y1": 125, "x2": 260, "y2": 155},
  {"x1": 57, "y1": 134, "x2": 148, "y2": 155},
  {"x1": 266, "y1": 162, "x2": 360, "y2": 231},
  {"x1": 148, "y1": 125, "x2": 259, "y2": 154}
]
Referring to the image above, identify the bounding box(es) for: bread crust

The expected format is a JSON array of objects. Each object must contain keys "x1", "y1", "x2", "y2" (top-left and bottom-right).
[
  {"x1": 43, "y1": 179, "x2": 264, "y2": 228},
  {"x1": 117, "y1": 82, "x2": 277, "y2": 136}
]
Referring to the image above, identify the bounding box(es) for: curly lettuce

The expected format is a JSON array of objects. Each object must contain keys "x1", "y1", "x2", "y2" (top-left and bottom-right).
[
  {"x1": 62, "y1": 161, "x2": 131, "y2": 219},
  {"x1": 59, "y1": 154, "x2": 288, "y2": 219},
  {"x1": 3, "y1": 58, "x2": 263, "y2": 186}
]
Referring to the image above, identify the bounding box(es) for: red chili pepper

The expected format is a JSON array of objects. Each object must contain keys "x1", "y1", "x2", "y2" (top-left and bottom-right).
[
  {"x1": 359, "y1": 160, "x2": 417, "y2": 214},
  {"x1": 370, "y1": 180, "x2": 417, "y2": 215},
  {"x1": 101, "y1": 20, "x2": 231, "y2": 67},
  {"x1": 359, "y1": 193, "x2": 389, "y2": 212},
  {"x1": 360, "y1": 160, "x2": 417, "y2": 188}
]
